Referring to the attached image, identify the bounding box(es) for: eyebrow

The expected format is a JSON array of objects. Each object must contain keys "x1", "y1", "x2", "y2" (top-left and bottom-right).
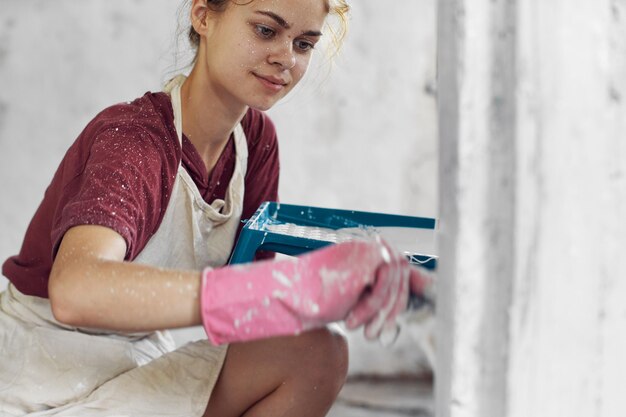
[{"x1": 255, "y1": 10, "x2": 323, "y2": 37}]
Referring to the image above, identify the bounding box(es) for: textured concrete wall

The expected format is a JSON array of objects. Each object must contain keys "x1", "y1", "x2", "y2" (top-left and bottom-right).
[
  {"x1": 436, "y1": 0, "x2": 515, "y2": 414},
  {"x1": 509, "y1": 1, "x2": 626, "y2": 415},
  {"x1": 437, "y1": 0, "x2": 626, "y2": 415},
  {"x1": 0, "y1": 1, "x2": 437, "y2": 376}
]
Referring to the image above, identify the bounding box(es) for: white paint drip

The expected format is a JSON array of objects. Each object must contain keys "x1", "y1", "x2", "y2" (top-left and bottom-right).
[
  {"x1": 292, "y1": 293, "x2": 301, "y2": 307},
  {"x1": 272, "y1": 289, "x2": 288, "y2": 299},
  {"x1": 310, "y1": 302, "x2": 320, "y2": 315},
  {"x1": 319, "y1": 267, "x2": 351, "y2": 295},
  {"x1": 239, "y1": 308, "x2": 258, "y2": 324},
  {"x1": 261, "y1": 223, "x2": 438, "y2": 258},
  {"x1": 272, "y1": 270, "x2": 293, "y2": 288}
]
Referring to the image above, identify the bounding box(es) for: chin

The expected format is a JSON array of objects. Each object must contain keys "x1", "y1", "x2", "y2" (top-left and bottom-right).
[
  {"x1": 248, "y1": 100, "x2": 279, "y2": 112},
  {"x1": 244, "y1": 90, "x2": 288, "y2": 112}
]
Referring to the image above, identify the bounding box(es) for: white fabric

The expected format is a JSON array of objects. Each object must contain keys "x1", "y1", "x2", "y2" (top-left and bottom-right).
[
  {"x1": 0, "y1": 75, "x2": 249, "y2": 416},
  {"x1": 134, "y1": 75, "x2": 248, "y2": 269}
]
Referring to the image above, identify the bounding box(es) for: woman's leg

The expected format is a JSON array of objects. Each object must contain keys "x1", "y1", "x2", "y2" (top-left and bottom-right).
[{"x1": 203, "y1": 327, "x2": 349, "y2": 417}]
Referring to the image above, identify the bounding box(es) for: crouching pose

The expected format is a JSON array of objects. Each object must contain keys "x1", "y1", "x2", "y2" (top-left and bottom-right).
[{"x1": 0, "y1": 0, "x2": 430, "y2": 415}]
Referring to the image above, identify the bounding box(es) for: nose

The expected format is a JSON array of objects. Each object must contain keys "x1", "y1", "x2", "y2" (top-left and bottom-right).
[{"x1": 268, "y1": 40, "x2": 297, "y2": 70}]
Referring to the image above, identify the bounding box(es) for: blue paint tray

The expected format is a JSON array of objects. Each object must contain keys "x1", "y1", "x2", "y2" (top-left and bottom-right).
[{"x1": 229, "y1": 202, "x2": 438, "y2": 271}]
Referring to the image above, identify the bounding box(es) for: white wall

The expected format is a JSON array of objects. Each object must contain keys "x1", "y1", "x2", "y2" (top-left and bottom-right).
[
  {"x1": 437, "y1": 0, "x2": 626, "y2": 416},
  {"x1": 0, "y1": 0, "x2": 437, "y2": 377},
  {"x1": 268, "y1": 1, "x2": 438, "y2": 217}
]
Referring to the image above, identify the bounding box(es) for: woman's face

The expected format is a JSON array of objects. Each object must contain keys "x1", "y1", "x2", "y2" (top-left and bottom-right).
[{"x1": 198, "y1": 0, "x2": 328, "y2": 111}]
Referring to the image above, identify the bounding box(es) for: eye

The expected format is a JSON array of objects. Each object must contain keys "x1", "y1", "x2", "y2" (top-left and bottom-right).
[
  {"x1": 294, "y1": 39, "x2": 315, "y2": 52},
  {"x1": 255, "y1": 24, "x2": 276, "y2": 39}
]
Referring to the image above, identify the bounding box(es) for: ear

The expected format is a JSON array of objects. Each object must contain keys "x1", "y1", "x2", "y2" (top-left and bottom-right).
[{"x1": 190, "y1": 0, "x2": 211, "y2": 37}]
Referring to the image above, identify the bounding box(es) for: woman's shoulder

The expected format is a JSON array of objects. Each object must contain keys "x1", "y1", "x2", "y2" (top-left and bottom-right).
[
  {"x1": 75, "y1": 92, "x2": 180, "y2": 160},
  {"x1": 89, "y1": 92, "x2": 176, "y2": 140}
]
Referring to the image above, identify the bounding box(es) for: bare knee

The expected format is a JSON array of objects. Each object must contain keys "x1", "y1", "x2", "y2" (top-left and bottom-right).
[
  {"x1": 205, "y1": 327, "x2": 349, "y2": 417},
  {"x1": 294, "y1": 327, "x2": 349, "y2": 394}
]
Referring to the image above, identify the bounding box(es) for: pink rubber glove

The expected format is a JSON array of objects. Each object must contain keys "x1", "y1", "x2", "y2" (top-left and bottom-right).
[{"x1": 200, "y1": 239, "x2": 416, "y2": 345}]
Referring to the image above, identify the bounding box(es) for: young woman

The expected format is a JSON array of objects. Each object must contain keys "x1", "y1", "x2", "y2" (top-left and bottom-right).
[{"x1": 0, "y1": 0, "x2": 430, "y2": 416}]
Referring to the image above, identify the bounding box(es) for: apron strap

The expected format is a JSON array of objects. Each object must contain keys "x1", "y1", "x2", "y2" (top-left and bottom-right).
[{"x1": 163, "y1": 75, "x2": 187, "y2": 146}]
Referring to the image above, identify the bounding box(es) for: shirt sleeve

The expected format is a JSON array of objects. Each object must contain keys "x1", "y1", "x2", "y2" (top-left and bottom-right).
[{"x1": 51, "y1": 124, "x2": 178, "y2": 260}]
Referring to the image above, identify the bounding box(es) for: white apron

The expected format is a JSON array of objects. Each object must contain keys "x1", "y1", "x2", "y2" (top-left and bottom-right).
[{"x1": 0, "y1": 75, "x2": 248, "y2": 417}]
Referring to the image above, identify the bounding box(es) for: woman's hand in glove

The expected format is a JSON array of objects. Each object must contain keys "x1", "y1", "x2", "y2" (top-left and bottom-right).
[
  {"x1": 200, "y1": 239, "x2": 427, "y2": 345},
  {"x1": 344, "y1": 248, "x2": 434, "y2": 340}
]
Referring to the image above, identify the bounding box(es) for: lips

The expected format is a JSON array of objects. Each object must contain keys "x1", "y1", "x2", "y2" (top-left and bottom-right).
[
  {"x1": 253, "y1": 73, "x2": 289, "y2": 91},
  {"x1": 257, "y1": 74, "x2": 288, "y2": 85}
]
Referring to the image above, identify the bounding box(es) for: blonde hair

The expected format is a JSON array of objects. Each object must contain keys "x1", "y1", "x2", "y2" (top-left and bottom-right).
[{"x1": 325, "y1": 0, "x2": 350, "y2": 58}]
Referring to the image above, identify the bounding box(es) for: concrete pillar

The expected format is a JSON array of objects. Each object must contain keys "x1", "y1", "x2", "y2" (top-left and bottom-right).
[{"x1": 436, "y1": 1, "x2": 626, "y2": 416}]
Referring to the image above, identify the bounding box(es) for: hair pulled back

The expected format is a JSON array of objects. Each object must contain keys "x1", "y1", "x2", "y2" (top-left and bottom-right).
[{"x1": 187, "y1": 0, "x2": 350, "y2": 57}]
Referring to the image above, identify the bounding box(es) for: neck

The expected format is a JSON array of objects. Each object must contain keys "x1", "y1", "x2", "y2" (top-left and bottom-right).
[{"x1": 179, "y1": 68, "x2": 247, "y2": 172}]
